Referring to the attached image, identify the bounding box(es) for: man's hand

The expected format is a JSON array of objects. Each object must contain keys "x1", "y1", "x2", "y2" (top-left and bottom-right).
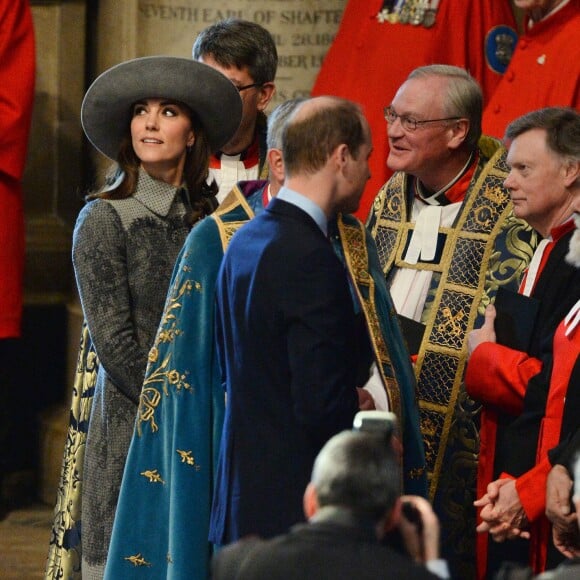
[
  {"x1": 467, "y1": 304, "x2": 497, "y2": 357},
  {"x1": 357, "y1": 387, "x2": 375, "y2": 410},
  {"x1": 546, "y1": 464, "x2": 580, "y2": 558},
  {"x1": 474, "y1": 478, "x2": 530, "y2": 541},
  {"x1": 398, "y1": 495, "x2": 441, "y2": 564}
]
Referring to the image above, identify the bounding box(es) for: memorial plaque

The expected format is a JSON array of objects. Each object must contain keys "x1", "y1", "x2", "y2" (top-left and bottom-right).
[{"x1": 136, "y1": 0, "x2": 347, "y2": 107}]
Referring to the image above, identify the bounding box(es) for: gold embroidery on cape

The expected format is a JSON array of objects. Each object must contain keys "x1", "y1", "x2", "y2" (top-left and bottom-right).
[
  {"x1": 138, "y1": 353, "x2": 192, "y2": 435},
  {"x1": 177, "y1": 449, "x2": 200, "y2": 470},
  {"x1": 368, "y1": 138, "x2": 533, "y2": 499},
  {"x1": 140, "y1": 469, "x2": 165, "y2": 483},
  {"x1": 125, "y1": 553, "x2": 152, "y2": 567},
  {"x1": 136, "y1": 185, "x2": 257, "y2": 436}
]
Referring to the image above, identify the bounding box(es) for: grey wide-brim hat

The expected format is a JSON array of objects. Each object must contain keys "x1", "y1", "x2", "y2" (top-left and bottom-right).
[{"x1": 81, "y1": 56, "x2": 243, "y2": 159}]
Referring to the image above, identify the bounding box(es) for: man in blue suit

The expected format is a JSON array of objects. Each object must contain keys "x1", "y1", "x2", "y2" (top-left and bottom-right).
[{"x1": 210, "y1": 96, "x2": 426, "y2": 545}]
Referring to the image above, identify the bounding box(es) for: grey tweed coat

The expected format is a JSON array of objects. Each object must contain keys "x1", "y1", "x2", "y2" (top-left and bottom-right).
[{"x1": 72, "y1": 170, "x2": 190, "y2": 579}]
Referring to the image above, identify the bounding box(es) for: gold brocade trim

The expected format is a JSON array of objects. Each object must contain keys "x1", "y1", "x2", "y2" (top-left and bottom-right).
[
  {"x1": 369, "y1": 139, "x2": 518, "y2": 499},
  {"x1": 394, "y1": 223, "x2": 456, "y2": 272},
  {"x1": 212, "y1": 184, "x2": 256, "y2": 250},
  {"x1": 259, "y1": 160, "x2": 270, "y2": 180},
  {"x1": 337, "y1": 215, "x2": 402, "y2": 423},
  {"x1": 45, "y1": 323, "x2": 99, "y2": 580}
]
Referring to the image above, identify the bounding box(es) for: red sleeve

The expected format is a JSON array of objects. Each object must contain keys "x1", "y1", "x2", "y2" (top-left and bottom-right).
[
  {"x1": 514, "y1": 456, "x2": 553, "y2": 523},
  {"x1": 465, "y1": 342, "x2": 542, "y2": 415},
  {"x1": 0, "y1": 0, "x2": 36, "y2": 180}
]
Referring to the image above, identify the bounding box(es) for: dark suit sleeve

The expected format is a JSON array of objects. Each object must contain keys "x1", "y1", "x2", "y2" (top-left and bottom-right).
[{"x1": 283, "y1": 244, "x2": 359, "y2": 444}]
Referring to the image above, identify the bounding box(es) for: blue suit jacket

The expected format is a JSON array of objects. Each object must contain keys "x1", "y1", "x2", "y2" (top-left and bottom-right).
[{"x1": 210, "y1": 198, "x2": 360, "y2": 544}]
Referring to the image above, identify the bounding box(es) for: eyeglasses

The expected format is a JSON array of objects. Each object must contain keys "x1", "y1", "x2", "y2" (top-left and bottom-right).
[
  {"x1": 236, "y1": 82, "x2": 262, "y2": 92},
  {"x1": 383, "y1": 106, "x2": 462, "y2": 132}
]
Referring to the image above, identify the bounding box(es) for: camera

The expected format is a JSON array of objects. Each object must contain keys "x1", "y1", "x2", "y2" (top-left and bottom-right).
[{"x1": 353, "y1": 410, "x2": 397, "y2": 439}]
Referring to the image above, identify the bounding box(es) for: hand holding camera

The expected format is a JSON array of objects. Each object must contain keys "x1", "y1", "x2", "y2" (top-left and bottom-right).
[{"x1": 399, "y1": 495, "x2": 441, "y2": 564}]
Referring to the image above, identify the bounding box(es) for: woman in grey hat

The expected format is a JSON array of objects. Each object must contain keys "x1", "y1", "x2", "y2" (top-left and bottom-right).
[{"x1": 48, "y1": 56, "x2": 241, "y2": 580}]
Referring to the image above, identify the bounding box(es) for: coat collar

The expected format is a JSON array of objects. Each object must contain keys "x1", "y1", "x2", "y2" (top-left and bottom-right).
[{"x1": 133, "y1": 169, "x2": 183, "y2": 217}]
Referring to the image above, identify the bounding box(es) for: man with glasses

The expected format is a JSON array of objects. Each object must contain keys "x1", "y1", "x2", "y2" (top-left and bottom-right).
[
  {"x1": 367, "y1": 64, "x2": 537, "y2": 578},
  {"x1": 193, "y1": 18, "x2": 277, "y2": 201}
]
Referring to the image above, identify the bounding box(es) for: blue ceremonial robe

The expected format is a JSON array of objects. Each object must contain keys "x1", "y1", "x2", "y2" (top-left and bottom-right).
[{"x1": 104, "y1": 182, "x2": 268, "y2": 579}]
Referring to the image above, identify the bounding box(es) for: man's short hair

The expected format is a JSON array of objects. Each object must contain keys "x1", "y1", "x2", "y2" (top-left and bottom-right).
[
  {"x1": 505, "y1": 107, "x2": 580, "y2": 164},
  {"x1": 408, "y1": 64, "x2": 483, "y2": 150},
  {"x1": 192, "y1": 18, "x2": 278, "y2": 85},
  {"x1": 311, "y1": 430, "x2": 401, "y2": 521},
  {"x1": 282, "y1": 97, "x2": 368, "y2": 177},
  {"x1": 267, "y1": 98, "x2": 307, "y2": 150}
]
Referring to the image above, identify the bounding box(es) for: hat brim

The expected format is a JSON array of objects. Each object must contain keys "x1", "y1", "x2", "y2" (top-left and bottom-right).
[{"x1": 81, "y1": 56, "x2": 243, "y2": 159}]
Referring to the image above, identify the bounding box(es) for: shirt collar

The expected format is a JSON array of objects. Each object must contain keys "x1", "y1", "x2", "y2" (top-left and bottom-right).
[{"x1": 277, "y1": 186, "x2": 328, "y2": 236}]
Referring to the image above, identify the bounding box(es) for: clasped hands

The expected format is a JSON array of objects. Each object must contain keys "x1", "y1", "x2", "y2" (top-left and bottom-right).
[{"x1": 474, "y1": 478, "x2": 530, "y2": 542}]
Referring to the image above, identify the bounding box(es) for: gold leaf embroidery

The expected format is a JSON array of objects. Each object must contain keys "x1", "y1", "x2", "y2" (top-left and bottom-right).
[
  {"x1": 140, "y1": 469, "x2": 164, "y2": 484},
  {"x1": 125, "y1": 553, "x2": 151, "y2": 567}
]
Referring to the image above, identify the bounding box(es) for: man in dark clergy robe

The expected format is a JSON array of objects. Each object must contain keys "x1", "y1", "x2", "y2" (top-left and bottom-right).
[{"x1": 367, "y1": 64, "x2": 537, "y2": 578}]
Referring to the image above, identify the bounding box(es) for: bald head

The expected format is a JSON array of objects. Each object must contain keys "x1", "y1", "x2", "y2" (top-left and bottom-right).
[{"x1": 282, "y1": 96, "x2": 370, "y2": 178}]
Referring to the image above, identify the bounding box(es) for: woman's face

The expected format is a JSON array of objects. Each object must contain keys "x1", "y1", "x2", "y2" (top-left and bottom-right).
[{"x1": 130, "y1": 98, "x2": 195, "y2": 185}]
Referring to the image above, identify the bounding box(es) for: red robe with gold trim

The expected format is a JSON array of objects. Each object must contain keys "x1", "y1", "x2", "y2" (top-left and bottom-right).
[{"x1": 312, "y1": 0, "x2": 516, "y2": 219}]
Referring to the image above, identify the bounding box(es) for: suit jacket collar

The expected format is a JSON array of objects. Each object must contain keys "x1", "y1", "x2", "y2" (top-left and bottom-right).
[{"x1": 267, "y1": 196, "x2": 329, "y2": 238}]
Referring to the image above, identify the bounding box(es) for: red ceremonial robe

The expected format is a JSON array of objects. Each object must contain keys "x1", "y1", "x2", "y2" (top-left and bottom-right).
[
  {"x1": 0, "y1": 0, "x2": 35, "y2": 338},
  {"x1": 483, "y1": 0, "x2": 580, "y2": 139}
]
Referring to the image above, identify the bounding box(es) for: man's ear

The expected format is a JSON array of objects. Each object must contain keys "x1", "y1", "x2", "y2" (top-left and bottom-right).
[
  {"x1": 266, "y1": 147, "x2": 285, "y2": 187},
  {"x1": 257, "y1": 82, "x2": 276, "y2": 112},
  {"x1": 334, "y1": 143, "x2": 350, "y2": 172},
  {"x1": 562, "y1": 159, "x2": 580, "y2": 188},
  {"x1": 447, "y1": 118, "x2": 470, "y2": 151},
  {"x1": 303, "y1": 482, "x2": 319, "y2": 520}
]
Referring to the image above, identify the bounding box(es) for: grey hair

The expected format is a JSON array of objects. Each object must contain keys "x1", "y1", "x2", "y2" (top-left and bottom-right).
[
  {"x1": 408, "y1": 64, "x2": 482, "y2": 149},
  {"x1": 266, "y1": 98, "x2": 307, "y2": 150},
  {"x1": 505, "y1": 107, "x2": 580, "y2": 164},
  {"x1": 311, "y1": 430, "x2": 400, "y2": 521}
]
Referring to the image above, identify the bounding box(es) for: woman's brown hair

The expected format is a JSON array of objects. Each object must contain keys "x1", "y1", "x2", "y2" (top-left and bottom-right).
[{"x1": 86, "y1": 104, "x2": 218, "y2": 227}]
